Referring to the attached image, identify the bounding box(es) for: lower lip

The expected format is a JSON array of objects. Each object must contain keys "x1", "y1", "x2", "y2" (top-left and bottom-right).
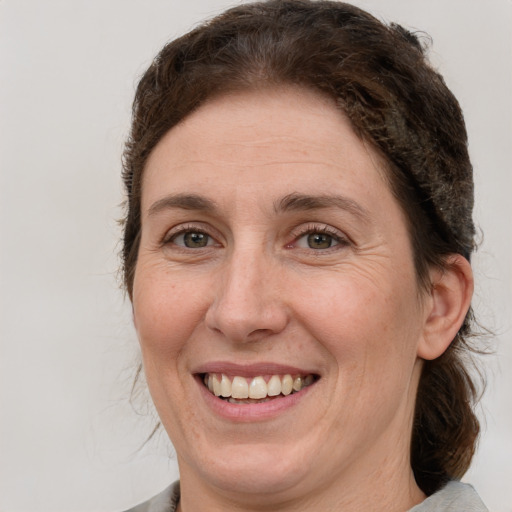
[{"x1": 195, "y1": 376, "x2": 314, "y2": 422}]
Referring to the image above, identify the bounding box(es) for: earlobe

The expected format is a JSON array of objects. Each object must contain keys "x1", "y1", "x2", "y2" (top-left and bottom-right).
[{"x1": 417, "y1": 255, "x2": 474, "y2": 361}]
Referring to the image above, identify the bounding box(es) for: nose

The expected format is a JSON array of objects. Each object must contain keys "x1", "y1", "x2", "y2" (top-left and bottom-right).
[{"x1": 205, "y1": 248, "x2": 289, "y2": 343}]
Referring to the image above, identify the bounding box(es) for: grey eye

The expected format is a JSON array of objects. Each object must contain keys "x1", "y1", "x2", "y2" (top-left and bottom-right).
[{"x1": 174, "y1": 231, "x2": 212, "y2": 248}]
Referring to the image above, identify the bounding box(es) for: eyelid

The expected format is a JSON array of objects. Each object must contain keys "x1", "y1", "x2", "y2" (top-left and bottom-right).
[
  {"x1": 161, "y1": 222, "x2": 221, "y2": 247},
  {"x1": 287, "y1": 222, "x2": 350, "y2": 249},
  {"x1": 160, "y1": 221, "x2": 350, "y2": 250}
]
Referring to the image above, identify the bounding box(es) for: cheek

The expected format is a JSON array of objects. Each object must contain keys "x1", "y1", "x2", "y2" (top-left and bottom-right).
[
  {"x1": 132, "y1": 265, "x2": 210, "y2": 360},
  {"x1": 293, "y1": 270, "x2": 422, "y2": 372},
  {"x1": 296, "y1": 275, "x2": 423, "y2": 434}
]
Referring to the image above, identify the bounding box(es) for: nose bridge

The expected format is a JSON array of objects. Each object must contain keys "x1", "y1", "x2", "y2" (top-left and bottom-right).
[{"x1": 206, "y1": 242, "x2": 287, "y2": 342}]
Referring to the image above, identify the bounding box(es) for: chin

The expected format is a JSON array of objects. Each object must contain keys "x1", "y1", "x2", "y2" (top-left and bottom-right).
[{"x1": 190, "y1": 442, "x2": 313, "y2": 496}]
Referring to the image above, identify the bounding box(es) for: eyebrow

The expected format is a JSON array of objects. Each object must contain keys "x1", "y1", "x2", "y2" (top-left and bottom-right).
[
  {"x1": 147, "y1": 193, "x2": 217, "y2": 216},
  {"x1": 147, "y1": 191, "x2": 370, "y2": 223},
  {"x1": 275, "y1": 193, "x2": 370, "y2": 222}
]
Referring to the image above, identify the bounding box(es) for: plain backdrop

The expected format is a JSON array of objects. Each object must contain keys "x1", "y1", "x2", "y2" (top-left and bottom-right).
[{"x1": 1, "y1": 1, "x2": 511, "y2": 511}]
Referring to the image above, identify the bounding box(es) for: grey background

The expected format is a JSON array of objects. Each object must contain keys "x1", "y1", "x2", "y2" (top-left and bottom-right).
[{"x1": 1, "y1": 1, "x2": 511, "y2": 510}]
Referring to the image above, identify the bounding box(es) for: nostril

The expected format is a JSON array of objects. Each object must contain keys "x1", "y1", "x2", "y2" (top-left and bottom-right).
[
  {"x1": 205, "y1": 306, "x2": 289, "y2": 343},
  {"x1": 204, "y1": 271, "x2": 289, "y2": 342}
]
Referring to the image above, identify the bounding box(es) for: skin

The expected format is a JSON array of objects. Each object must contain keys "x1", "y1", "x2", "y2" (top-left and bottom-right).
[{"x1": 132, "y1": 86, "x2": 473, "y2": 512}]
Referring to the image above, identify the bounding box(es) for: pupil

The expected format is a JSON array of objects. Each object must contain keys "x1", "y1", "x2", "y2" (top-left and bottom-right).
[
  {"x1": 308, "y1": 233, "x2": 331, "y2": 249},
  {"x1": 184, "y1": 232, "x2": 208, "y2": 247}
]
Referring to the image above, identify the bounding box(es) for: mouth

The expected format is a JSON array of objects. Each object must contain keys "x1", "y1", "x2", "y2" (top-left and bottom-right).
[{"x1": 200, "y1": 372, "x2": 318, "y2": 404}]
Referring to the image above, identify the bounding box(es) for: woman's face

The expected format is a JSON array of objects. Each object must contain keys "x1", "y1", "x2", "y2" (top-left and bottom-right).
[{"x1": 133, "y1": 87, "x2": 429, "y2": 503}]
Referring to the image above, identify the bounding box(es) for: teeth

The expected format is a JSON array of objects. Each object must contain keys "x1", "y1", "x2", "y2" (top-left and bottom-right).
[
  {"x1": 231, "y1": 376, "x2": 249, "y2": 399},
  {"x1": 281, "y1": 374, "x2": 293, "y2": 396},
  {"x1": 203, "y1": 372, "x2": 315, "y2": 401},
  {"x1": 249, "y1": 376, "x2": 267, "y2": 399},
  {"x1": 267, "y1": 375, "x2": 281, "y2": 396},
  {"x1": 212, "y1": 375, "x2": 221, "y2": 397},
  {"x1": 220, "y1": 374, "x2": 232, "y2": 397},
  {"x1": 304, "y1": 374, "x2": 314, "y2": 387}
]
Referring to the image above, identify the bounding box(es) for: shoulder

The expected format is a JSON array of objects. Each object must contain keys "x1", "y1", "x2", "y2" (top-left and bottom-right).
[
  {"x1": 122, "y1": 481, "x2": 180, "y2": 512},
  {"x1": 120, "y1": 480, "x2": 486, "y2": 512},
  {"x1": 409, "y1": 481, "x2": 488, "y2": 512}
]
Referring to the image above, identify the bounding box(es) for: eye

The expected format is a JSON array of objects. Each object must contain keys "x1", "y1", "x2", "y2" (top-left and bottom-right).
[
  {"x1": 168, "y1": 230, "x2": 215, "y2": 248},
  {"x1": 296, "y1": 232, "x2": 339, "y2": 250},
  {"x1": 289, "y1": 224, "x2": 349, "y2": 251}
]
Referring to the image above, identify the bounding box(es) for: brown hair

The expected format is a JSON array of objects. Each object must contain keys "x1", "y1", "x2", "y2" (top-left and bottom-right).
[{"x1": 122, "y1": 0, "x2": 481, "y2": 495}]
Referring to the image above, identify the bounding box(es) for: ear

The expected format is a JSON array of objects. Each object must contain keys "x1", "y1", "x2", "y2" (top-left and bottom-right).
[{"x1": 417, "y1": 255, "x2": 474, "y2": 360}]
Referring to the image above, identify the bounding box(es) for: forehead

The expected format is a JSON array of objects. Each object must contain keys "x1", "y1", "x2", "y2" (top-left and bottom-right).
[{"x1": 141, "y1": 86, "x2": 391, "y2": 213}]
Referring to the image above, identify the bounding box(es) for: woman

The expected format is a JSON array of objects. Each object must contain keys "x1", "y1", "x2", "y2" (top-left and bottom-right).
[{"x1": 121, "y1": 1, "x2": 487, "y2": 510}]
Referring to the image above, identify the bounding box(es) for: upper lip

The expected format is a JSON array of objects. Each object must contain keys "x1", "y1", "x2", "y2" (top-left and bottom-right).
[{"x1": 193, "y1": 361, "x2": 319, "y2": 378}]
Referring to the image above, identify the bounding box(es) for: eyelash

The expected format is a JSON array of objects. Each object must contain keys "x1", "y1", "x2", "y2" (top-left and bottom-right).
[
  {"x1": 288, "y1": 223, "x2": 350, "y2": 251},
  {"x1": 162, "y1": 224, "x2": 218, "y2": 249},
  {"x1": 161, "y1": 223, "x2": 350, "y2": 251}
]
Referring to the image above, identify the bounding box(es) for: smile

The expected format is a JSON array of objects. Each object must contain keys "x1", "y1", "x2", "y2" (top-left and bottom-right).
[{"x1": 202, "y1": 373, "x2": 317, "y2": 403}]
